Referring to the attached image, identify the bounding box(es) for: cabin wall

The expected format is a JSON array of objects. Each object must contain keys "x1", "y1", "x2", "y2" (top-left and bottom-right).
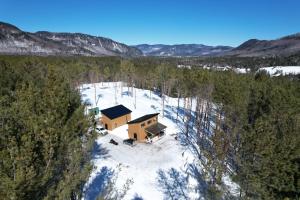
[
  {"x1": 128, "y1": 116, "x2": 158, "y2": 142},
  {"x1": 128, "y1": 124, "x2": 142, "y2": 140},
  {"x1": 101, "y1": 113, "x2": 131, "y2": 130}
]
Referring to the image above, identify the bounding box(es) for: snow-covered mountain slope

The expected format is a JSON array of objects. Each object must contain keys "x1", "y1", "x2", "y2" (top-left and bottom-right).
[
  {"x1": 80, "y1": 82, "x2": 238, "y2": 200},
  {"x1": 257, "y1": 66, "x2": 300, "y2": 76},
  {"x1": 0, "y1": 22, "x2": 142, "y2": 57},
  {"x1": 134, "y1": 44, "x2": 233, "y2": 57}
]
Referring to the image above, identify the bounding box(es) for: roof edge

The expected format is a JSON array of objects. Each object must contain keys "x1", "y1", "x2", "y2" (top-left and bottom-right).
[{"x1": 127, "y1": 113, "x2": 160, "y2": 124}]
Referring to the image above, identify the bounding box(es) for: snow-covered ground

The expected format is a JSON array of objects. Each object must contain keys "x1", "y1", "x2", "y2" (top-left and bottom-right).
[
  {"x1": 234, "y1": 68, "x2": 250, "y2": 74},
  {"x1": 80, "y1": 82, "x2": 238, "y2": 200},
  {"x1": 201, "y1": 65, "x2": 300, "y2": 76},
  {"x1": 257, "y1": 66, "x2": 300, "y2": 76}
]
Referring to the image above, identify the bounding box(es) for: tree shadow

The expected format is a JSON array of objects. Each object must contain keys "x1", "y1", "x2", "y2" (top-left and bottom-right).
[
  {"x1": 163, "y1": 106, "x2": 183, "y2": 126},
  {"x1": 151, "y1": 104, "x2": 159, "y2": 111},
  {"x1": 157, "y1": 168, "x2": 189, "y2": 200},
  {"x1": 164, "y1": 105, "x2": 197, "y2": 128},
  {"x1": 151, "y1": 96, "x2": 159, "y2": 101},
  {"x1": 122, "y1": 91, "x2": 132, "y2": 96},
  {"x1": 165, "y1": 105, "x2": 186, "y2": 117},
  {"x1": 143, "y1": 93, "x2": 150, "y2": 98},
  {"x1": 153, "y1": 89, "x2": 162, "y2": 97},
  {"x1": 132, "y1": 193, "x2": 144, "y2": 200},
  {"x1": 92, "y1": 142, "x2": 110, "y2": 160},
  {"x1": 189, "y1": 163, "x2": 239, "y2": 200},
  {"x1": 187, "y1": 163, "x2": 209, "y2": 198},
  {"x1": 84, "y1": 166, "x2": 114, "y2": 200}
]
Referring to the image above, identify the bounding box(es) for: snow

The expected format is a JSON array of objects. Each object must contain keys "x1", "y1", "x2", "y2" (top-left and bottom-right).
[
  {"x1": 202, "y1": 66, "x2": 300, "y2": 76},
  {"x1": 80, "y1": 82, "x2": 237, "y2": 200},
  {"x1": 112, "y1": 42, "x2": 124, "y2": 52},
  {"x1": 257, "y1": 66, "x2": 300, "y2": 76},
  {"x1": 177, "y1": 64, "x2": 192, "y2": 69},
  {"x1": 234, "y1": 68, "x2": 250, "y2": 74},
  {"x1": 151, "y1": 47, "x2": 162, "y2": 51}
]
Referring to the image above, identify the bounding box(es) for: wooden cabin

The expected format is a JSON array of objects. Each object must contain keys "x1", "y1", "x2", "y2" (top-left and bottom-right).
[
  {"x1": 127, "y1": 113, "x2": 166, "y2": 142},
  {"x1": 100, "y1": 105, "x2": 132, "y2": 131}
]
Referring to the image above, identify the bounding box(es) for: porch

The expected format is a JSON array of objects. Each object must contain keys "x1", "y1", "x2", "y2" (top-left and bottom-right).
[{"x1": 145, "y1": 122, "x2": 167, "y2": 141}]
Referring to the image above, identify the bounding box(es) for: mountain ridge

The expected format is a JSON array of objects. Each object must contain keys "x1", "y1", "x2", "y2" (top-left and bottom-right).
[
  {"x1": 226, "y1": 33, "x2": 300, "y2": 57},
  {"x1": 1, "y1": 21, "x2": 300, "y2": 57},
  {"x1": 0, "y1": 22, "x2": 142, "y2": 57}
]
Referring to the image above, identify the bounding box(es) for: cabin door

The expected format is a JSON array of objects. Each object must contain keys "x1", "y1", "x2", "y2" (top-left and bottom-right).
[
  {"x1": 134, "y1": 133, "x2": 137, "y2": 140},
  {"x1": 105, "y1": 124, "x2": 108, "y2": 129}
]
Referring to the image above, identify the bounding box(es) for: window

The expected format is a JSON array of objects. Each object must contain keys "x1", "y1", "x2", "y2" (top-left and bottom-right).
[
  {"x1": 141, "y1": 123, "x2": 145, "y2": 127},
  {"x1": 147, "y1": 120, "x2": 152, "y2": 124}
]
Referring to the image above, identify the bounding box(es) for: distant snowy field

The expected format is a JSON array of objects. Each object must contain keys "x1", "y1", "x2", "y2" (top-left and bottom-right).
[
  {"x1": 201, "y1": 65, "x2": 300, "y2": 76},
  {"x1": 80, "y1": 82, "x2": 237, "y2": 200},
  {"x1": 257, "y1": 66, "x2": 300, "y2": 76}
]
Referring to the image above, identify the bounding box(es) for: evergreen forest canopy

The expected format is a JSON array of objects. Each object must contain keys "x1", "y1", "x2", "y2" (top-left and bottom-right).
[{"x1": 0, "y1": 55, "x2": 299, "y2": 199}]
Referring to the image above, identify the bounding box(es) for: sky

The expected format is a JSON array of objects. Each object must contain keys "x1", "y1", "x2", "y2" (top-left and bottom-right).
[{"x1": 1, "y1": 0, "x2": 300, "y2": 47}]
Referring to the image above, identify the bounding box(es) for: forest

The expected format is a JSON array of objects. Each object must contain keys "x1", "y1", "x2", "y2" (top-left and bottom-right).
[{"x1": 0, "y1": 55, "x2": 299, "y2": 199}]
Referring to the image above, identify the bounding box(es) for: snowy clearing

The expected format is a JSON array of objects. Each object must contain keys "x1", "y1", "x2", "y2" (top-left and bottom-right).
[
  {"x1": 257, "y1": 66, "x2": 300, "y2": 76},
  {"x1": 80, "y1": 82, "x2": 238, "y2": 200}
]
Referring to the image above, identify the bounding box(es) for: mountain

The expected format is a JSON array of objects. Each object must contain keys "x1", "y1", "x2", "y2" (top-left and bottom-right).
[
  {"x1": 0, "y1": 22, "x2": 142, "y2": 57},
  {"x1": 1, "y1": 21, "x2": 300, "y2": 58},
  {"x1": 227, "y1": 33, "x2": 300, "y2": 57},
  {"x1": 134, "y1": 44, "x2": 233, "y2": 57},
  {"x1": 135, "y1": 33, "x2": 300, "y2": 57}
]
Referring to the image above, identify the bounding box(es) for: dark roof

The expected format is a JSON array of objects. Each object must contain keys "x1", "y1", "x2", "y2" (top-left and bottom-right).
[
  {"x1": 145, "y1": 122, "x2": 167, "y2": 135},
  {"x1": 127, "y1": 113, "x2": 159, "y2": 124},
  {"x1": 101, "y1": 105, "x2": 132, "y2": 120}
]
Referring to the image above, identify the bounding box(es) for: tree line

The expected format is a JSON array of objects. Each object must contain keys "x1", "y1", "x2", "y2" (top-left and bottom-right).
[{"x1": 0, "y1": 57, "x2": 96, "y2": 199}]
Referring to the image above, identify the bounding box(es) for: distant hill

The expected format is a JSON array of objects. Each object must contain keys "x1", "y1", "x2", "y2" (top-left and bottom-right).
[
  {"x1": 226, "y1": 33, "x2": 300, "y2": 57},
  {"x1": 135, "y1": 33, "x2": 300, "y2": 57},
  {"x1": 0, "y1": 22, "x2": 142, "y2": 57},
  {"x1": 133, "y1": 44, "x2": 233, "y2": 57}
]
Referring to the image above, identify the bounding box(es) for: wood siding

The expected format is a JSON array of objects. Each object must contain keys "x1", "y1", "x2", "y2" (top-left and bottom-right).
[
  {"x1": 101, "y1": 113, "x2": 131, "y2": 131},
  {"x1": 128, "y1": 116, "x2": 158, "y2": 142}
]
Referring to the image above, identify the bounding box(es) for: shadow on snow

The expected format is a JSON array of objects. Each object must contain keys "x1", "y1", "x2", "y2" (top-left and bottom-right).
[
  {"x1": 122, "y1": 91, "x2": 132, "y2": 96},
  {"x1": 84, "y1": 166, "x2": 114, "y2": 200},
  {"x1": 84, "y1": 142, "x2": 112, "y2": 200},
  {"x1": 91, "y1": 142, "x2": 110, "y2": 160},
  {"x1": 132, "y1": 193, "x2": 144, "y2": 200},
  {"x1": 157, "y1": 168, "x2": 189, "y2": 200}
]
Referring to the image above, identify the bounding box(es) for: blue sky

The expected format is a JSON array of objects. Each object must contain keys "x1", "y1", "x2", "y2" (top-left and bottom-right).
[{"x1": 1, "y1": 0, "x2": 300, "y2": 46}]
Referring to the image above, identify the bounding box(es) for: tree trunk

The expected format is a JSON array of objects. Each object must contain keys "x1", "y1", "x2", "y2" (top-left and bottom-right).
[
  {"x1": 176, "y1": 90, "x2": 180, "y2": 123},
  {"x1": 94, "y1": 83, "x2": 97, "y2": 106},
  {"x1": 134, "y1": 88, "x2": 137, "y2": 109},
  {"x1": 127, "y1": 77, "x2": 130, "y2": 95},
  {"x1": 162, "y1": 82, "x2": 165, "y2": 118},
  {"x1": 114, "y1": 82, "x2": 117, "y2": 105},
  {"x1": 121, "y1": 81, "x2": 123, "y2": 98}
]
